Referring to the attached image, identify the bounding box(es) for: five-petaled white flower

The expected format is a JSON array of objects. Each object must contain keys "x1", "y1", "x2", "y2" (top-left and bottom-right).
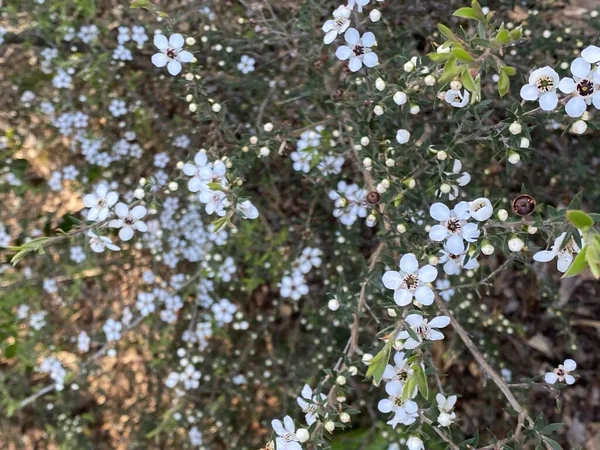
[
  {"x1": 109, "y1": 203, "x2": 148, "y2": 241},
  {"x1": 183, "y1": 151, "x2": 213, "y2": 192},
  {"x1": 87, "y1": 231, "x2": 120, "y2": 253},
  {"x1": 347, "y1": 0, "x2": 370, "y2": 13},
  {"x1": 271, "y1": 416, "x2": 302, "y2": 450},
  {"x1": 151, "y1": 33, "x2": 194, "y2": 76},
  {"x1": 335, "y1": 28, "x2": 378, "y2": 72},
  {"x1": 296, "y1": 384, "x2": 325, "y2": 426},
  {"x1": 544, "y1": 359, "x2": 577, "y2": 385},
  {"x1": 237, "y1": 200, "x2": 259, "y2": 219},
  {"x1": 533, "y1": 231, "x2": 582, "y2": 273},
  {"x1": 558, "y1": 52, "x2": 600, "y2": 118},
  {"x1": 519, "y1": 66, "x2": 560, "y2": 111},
  {"x1": 83, "y1": 184, "x2": 118, "y2": 221},
  {"x1": 322, "y1": 5, "x2": 351, "y2": 44},
  {"x1": 438, "y1": 238, "x2": 479, "y2": 275},
  {"x1": 429, "y1": 202, "x2": 480, "y2": 244},
  {"x1": 398, "y1": 314, "x2": 451, "y2": 349},
  {"x1": 469, "y1": 197, "x2": 493, "y2": 221},
  {"x1": 436, "y1": 393, "x2": 457, "y2": 426},
  {"x1": 382, "y1": 253, "x2": 438, "y2": 306},
  {"x1": 382, "y1": 351, "x2": 412, "y2": 383},
  {"x1": 377, "y1": 380, "x2": 419, "y2": 429},
  {"x1": 445, "y1": 89, "x2": 470, "y2": 108},
  {"x1": 199, "y1": 190, "x2": 230, "y2": 216}
]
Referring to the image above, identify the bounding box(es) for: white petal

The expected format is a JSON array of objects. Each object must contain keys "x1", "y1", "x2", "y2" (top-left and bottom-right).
[
  {"x1": 119, "y1": 226, "x2": 134, "y2": 241},
  {"x1": 324, "y1": 30, "x2": 337, "y2": 44},
  {"x1": 283, "y1": 416, "x2": 295, "y2": 433},
  {"x1": 415, "y1": 286, "x2": 434, "y2": 305},
  {"x1": 131, "y1": 205, "x2": 147, "y2": 219},
  {"x1": 115, "y1": 203, "x2": 129, "y2": 218},
  {"x1": 271, "y1": 420, "x2": 285, "y2": 436},
  {"x1": 446, "y1": 235, "x2": 465, "y2": 255},
  {"x1": 564, "y1": 374, "x2": 575, "y2": 385},
  {"x1": 429, "y1": 225, "x2": 448, "y2": 241},
  {"x1": 533, "y1": 250, "x2": 555, "y2": 262},
  {"x1": 519, "y1": 84, "x2": 539, "y2": 101},
  {"x1": 301, "y1": 384, "x2": 312, "y2": 400},
  {"x1": 335, "y1": 45, "x2": 352, "y2": 61},
  {"x1": 135, "y1": 221, "x2": 148, "y2": 232},
  {"x1": 151, "y1": 53, "x2": 168, "y2": 68},
  {"x1": 571, "y1": 57, "x2": 591, "y2": 79},
  {"x1": 378, "y1": 399, "x2": 394, "y2": 413},
  {"x1": 592, "y1": 91, "x2": 600, "y2": 110},
  {"x1": 403, "y1": 338, "x2": 420, "y2": 349},
  {"x1": 462, "y1": 223, "x2": 480, "y2": 242},
  {"x1": 565, "y1": 96, "x2": 587, "y2": 118},
  {"x1": 385, "y1": 380, "x2": 403, "y2": 397},
  {"x1": 382, "y1": 271, "x2": 403, "y2": 290},
  {"x1": 538, "y1": 92, "x2": 558, "y2": 111},
  {"x1": 430, "y1": 202, "x2": 450, "y2": 221},
  {"x1": 344, "y1": 28, "x2": 359, "y2": 45},
  {"x1": 418, "y1": 265, "x2": 438, "y2": 283},
  {"x1": 178, "y1": 50, "x2": 193, "y2": 63},
  {"x1": 167, "y1": 60, "x2": 182, "y2": 76},
  {"x1": 168, "y1": 33, "x2": 184, "y2": 49},
  {"x1": 453, "y1": 201, "x2": 471, "y2": 220},
  {"x1": 563, "y1": 359, "x2": 577, "y2": 371},
  {"x1": 348, "y1": 57, "x2": 362, "y2": 72},
  {"x1": 582, "y1": 45, "x2": 600, "y2": 63},
  {"x1": 106, "y1": 192, "x2": 118, "y2": 206},
  {"x1": 363, "y1": 52, "x2": 378, "y2": 68},
  {"x1": 394, "y1": 289, "x2": 413, "y2": 306},
  {"x1": 153, "y1": 34, "x2": 168, "y2": 50},
  {"x1": 362, "y1": 32, "x2": 376, "y2": 47},
  {"x1": 544, "y1": 372, "x2": 557, "y2": 384},
  {"x1": 399, "y1": 253, "x2": 419, "y2": 274},
  {"x1": 404, "y1": 314, "x2": 424, "y2": 327},
  {"x1": 429, "y1": 329, "x2": 445, "y2": 340},
  {"x1": 429, "y1": 316, "x2": 451, "y2": 328},
  {"x1": 558, "y1": 77, "x2": 576, "y2": 94}
]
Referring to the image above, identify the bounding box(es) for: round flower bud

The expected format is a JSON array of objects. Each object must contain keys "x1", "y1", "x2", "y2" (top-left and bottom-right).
[
  {"x1": 134, "y1": 188, "x2": 145, "y2": 199},
  {"x1": 450, "y1": 80, "x2": 462, "y2": 90},
  {"x1": 396, "y1": 224, "x2": 407, "y2": 233},
  {"x1": 428, "y1": 255, "x2": 439, "y2": 265},
  {"x1": 396, "y1": 129, "x2": 410, "y2": 144},
  {"x1": 404, "y1": 178, "x2": 416, "y2": 189},
  {"x1": 363, "y1": 157, "x2": 372, "y2": 168},
  {"x1": 508, "y1": 236, "x2": 524, "y2": 252},
  {"x1": 296, "y1": 428, "x2": 310, "y2": 443},
  {"x1": 509, "y1": 122, "x2": 522, "y2": 135},
  {"x1": 348, "y1": 366, "x2": 358, "y2": 376},
  {"x1": 324, "y1": 421, "x2": 335, "y2": 432},
  {"x1": 507, "y1": 151, "x2": 520, "y2": 164},
  {"x1": 373, "y1": 105, "x2": 384, "y2": 116},
  {"x1": 438, "y1": 412, "x2": 453, "y2": 427},
  {"x1": 439, "y1": 183, "x2": 451, "y2": 194},
  {"x1": 328, "y1": 299, "x2": 340, "y2": 311},
  {"x1": 369, "y1": 9, "x2": 382, "y2": 22},
  {"x1": 497, "y1": 209, "x2": 509, "y2": 221},
  {"x1": 249, "y1": 136, "x2": 258, "y2": 145},
  {"x1": 362, "y1": 353, "x2": 373, "y2": 365},
  {"x1": 375, "y1": 77, "x2": 386, "y2": 91},
  {"x1": 186, "y1": 37, "x2": 196, "y2": 45},
  {"x1": 189, "y1": 103, "x2": 198, "y2": 112},
  {"x1": 211, "y1": 103, "x2": 222, "y2": 113},
  {"x1": 336, "y1": 375, "x2": 346, "y2": 386},
  {"x1": 385, "y1": 158, "x2": 395, "y2": 167},
  {"x1": 410, "y1": 104, "x2": 421, "y2": 115},
  {"x1": 360, "y1": 136, "x2": 370, "y2": 146},
  {"x1": 528, "y1": 226, "x2": 538, "y2": 234},
  {"x1": 404, "y1": 61, "x2": 415, "y2": 72},
  {"x1": 263, "y1": 122, "x2": 273, "y2": 132},
  {"x1": 481, "y1": 242, "x2": 495, "y2": 255},
  {"x1": 340, "y1": 412, "x2": 351, "y2": 423},
  {"x1": 186, "y1": 94, "x2": 193, "y2": 102},
  {"x1": 436, "y1": 150, "x2": 448, "y2": 160},
  {"x1": 366, "y1": 214, "x2": 377, "y2": 227},
  {"x1": 571, "y1": 120, "x2": 587, "y2": 134},
  {"x1": 393, "y1": 91, "x2": 408, "y2": 105},
  {"x1": 424, "y1": 74, "x2": 436, "y2": 86},
  {"x1": 168, "y1": 181, "x2": 178, "y2": 191},
  {"x1": 387, "y1": 308, "x2": 397, "y2": 317},
  {"x1": 519, "y1": 137, "x2": 530, "y2": 148},
  {"x1": 407, "y1": 436, "x2": 424, "y2": 450},
  {"x1": 376, "y1": 184, "x2": 386, "y2": 194},
  {"x1": 259, "y1": 147, "x2": 270, "y2": 157}
]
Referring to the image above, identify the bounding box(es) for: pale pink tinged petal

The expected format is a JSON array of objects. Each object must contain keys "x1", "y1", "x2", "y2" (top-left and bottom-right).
[
  {"x1": 348, "y1": 57, "x2": 362, "y2": 72},
  {"x1": 394, "y1": 288, "x2": 413, "y2": 306},
  {"x1": 152, "y1": 53, "x2": 168, "y2": 68},
  {"x1": 538, "y1": 92, "x2": 558, "y2": 111},
  {"x1": 533, "y1": 250, "x2": 555, "y2": 262},
  {"x1": 378, "y1": 399, "x2": 394, "y2": 413},
  {"x1": 582, "y1": 45, "x2": 600, "y2": 63},
  {"x1": 362, "y1": 32, "x2": 376, "y2": 47},
  {"x1": 565, "y1": 96, "x2": 587, "y2": 118},
  {"x1": 135, "y1": 221, "x2": 148, "y2": 232},
  {"x1": 564, "y1": 374, "x2": 576, "y2": 385},
  {"x1": 119, "y1": 226, "x2": 134, "y2": 241},
  {"x1": 324, "y1": 30, "x2": 337, "y2": 44},
  {"x1": 544, "y1": 372, "x2": 557, "y2": 384},
  {"x1": 404, "y1": 314, "x2": 424, "y2": 327},
  {"x1": 115, "y1": 203, "x2": 129, "y2": 218},
  {"x1": 83, "y1": 194, "x2": 97, "y2": 208},
  {"x1": 131, "y1": 205, "x2": 147, "y2": 219},
  {"x1": 87, "y1": 208, "x2": 99, "y2": 221},
  {"x1": 418, "y1": 265, "x2": 438, "y2": 283},
  {"x1": 153, "y1": 34, "x2": 169, "y2": 50},
  {"x1": 571, "y1": 57, "x2": 591, "y2": 79},
  {"x1": 271, "y1": 420, "x2": 285, "y2": 436},
  {"x1": 167, "y1": 60, "x2": 182, "y2": 76},
  {"x1": 429, "y1": 225, "x2": 448, "y2": 241},
  {"x1": 563, "y1": 359, "x2": 577, "y2": 371},
  {"x1": 335, "y1": 45, "x2": 352, "y2": 60},
  {"x1": 168, "y1": 33, "x2": 184, "y2": 49},
  {"x1": 344, "y1": 27, "x2": 360, "y2": 45},
  {"x1": 177, "y1": 50, "x2": 193, "y2": 63},
  {"x1": 106, "y1": 192, "x2": 118, "y2": 206},
  {"x1": 403, "y1": 338, "x2": 420, "y2": 349},
  {"x1": 301, "y1": 384, "x2": 312, "y2": 400},
  {"x1": 429, "y1": 316, "x2": 451, "y2": 328},
  {"x1": 283, "y1": 415, "x2": 295, "y2": 433},
  {"x1": 430, "y1": 202, "x2": 450, "y2": 221},
  {"x1": 382, "y1": 270, "x2": 403, "y2": 290},
  {"x1": 399, "y1": 253, "x2": 419, "y2": 273},
  {"x1": 108, "y1": 219, "x2": 123, "y2": 228},
  {"x1": 415, "y1": 286, "x2": 434, "y2": 305},
  {"x1": 558, "y1": 77, "x2": 576, "y2": 94},
  {"x1": 428, "y1": 329, "x2": 445, "y2": 340},
  {"x1": 363, "y1": 52, "x2": 378, "y2": 68},
  {"x1": 453, "y1": 201, "x2": 471, "y2": 220},
  {"x1": 592, "y1": 91, "x2": 600, "y2": 110},
  {"x1": 519, "y1": 84, "x2": 539, "y2": 101},
  {"x1": 446, "y1": 235, "x2": 465, "y2": 255}
]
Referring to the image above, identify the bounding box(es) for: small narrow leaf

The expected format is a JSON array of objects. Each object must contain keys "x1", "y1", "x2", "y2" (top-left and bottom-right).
[
  {"x1": 453, "y1": 7, "x2": 479, "y2": 20},
  {"x1": 437, "y1": 24, "x2": 458, "y2": 41},
  {"x1": 566, "y1": 210, "x2": 594, "y2": 230},
  {"x1": 460, "y1": 68, "x2": 476, "y2": 92},
  {"x1": 562, "y1": 246, "x2": 587, "y2": 278},
  {"x1": 452, "y1": 47, "x2": 475, "y2": 62},
  {"x1": 498, "y1": 71, "x2": 510, "y2": 97}
]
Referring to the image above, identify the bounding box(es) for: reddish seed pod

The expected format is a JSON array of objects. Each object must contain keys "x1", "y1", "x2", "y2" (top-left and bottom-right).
[
  {"x1": 366, "y1": 191, "x2": 381, "y2": 205},
  {"x1": 512, "y1": 194, "x2": 536, "y2": 216}
]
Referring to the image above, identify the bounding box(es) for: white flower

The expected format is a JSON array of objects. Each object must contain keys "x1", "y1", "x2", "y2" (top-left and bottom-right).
[
  {"x1": 533, "y1": 232, "x2": 582, "y2": 273},
  {"x1": 382, "y1": 351, "x2": 412, "y2": 383},
  {"x1": 544, "y1": 359, "x2": 577, "y2": 385},
  {"x1": 429, "y1": 202, "x2": 480, "y2": 244},
  {"x1": 271, "y1": 416, "x2": 302, "y2": 450},
  {"x1": 77, "y1": 331, "x2": 90, "y2": 352},
  {"x1": 398, "y1": 314, "x2": 451, "y2": 349},
  {"x1": 347, "y1": 0, "x2": 370, "y2": 13},
  {"x1": 87, "y1": 231, "x2": 120, "y2": 253},
  {"x1": 297, "y1": 384, "x2": 326, "y2": 426},
  {"x1": 396, "y1": 129, "x2": 410, "y2": 144},
  {"x1": 406, "y1": 436, "x2": 425, "y2": 450},
  {"x1": 519, "y1": 66, "x2": 560, "y2": 111},
  {"x1": 199, "y1": 190, "x2": 230, "y2": 216},
  {"x1": 382, "y1": 253, "x2": 438, "y2": 306},
  {"x1": 237, "y1": 55, "x2": 255, "y2": 74},
  {"x1": 444, "y1": 89, "x2": 470, "y2": 108},
  {"x1": 151, "y1": 33, "x2": 194, "y2": 76},
  {"x1": 183, "y1": 151, "x2": 213, "y2": 192},
  {"x1": 469, "y1": 197, "x2": 493, "y2": 221},
  {"x1": 322, "y1": 6, "x2": 351, "y2": 44},
  {"x1": 83, "y1": 184, "x2": 118, "y2": 221},
  {"x1": 558, "y1": 54, "x2": 600, "y2": 117},
  {"x1": 438, "y1": 239, "x2": 479, "y2": 276},
  {"x1": 436, "y1": 393, "x2": 457, "y2": 426},
  {"x1": 280, "y1": 273, "x2": 309, "y2": 301},
  {"x1": 109, "y1": 203, "x2": 148, "y2": 241},
  {"x1": 439, "y1": 159, "x2": 471, "y2": 201},
  {"x1": 189, "y1": 426, "x2": 203, "y2": 446},
  {"x1": 335, "y1": 28, "x2": 378, "y2": 72},
  {"x1": 237, "y1": 200, "x2": 259, "y2": 219},
  {"x1": 377, "y1": 380, "x2": 418, "y2": 428},
  {"x1": 103, "y1": 318, "x2": 123, "y2": 342}
]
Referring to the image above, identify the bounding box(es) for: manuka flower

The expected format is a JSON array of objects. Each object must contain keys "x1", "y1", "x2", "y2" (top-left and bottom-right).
[
  {"x1": 558, "y1": 54, "x2": 600, "y2": 118},
  {"x1": 335, "y1": 28, "x2": 378, "y2": 72},
  {"x1": 544, "y1": 359, "x2": 577, "y2": 385},
  {"x1": 397, "y1": 314, "x2": 450, "y2": 349},
  {"x1": 533, "y1": 231, "x2": 582, "y2": 273},
  {"x1": 429, "y1": 202, "x2": 480, "y2": 244},
  {"x1": 322, "y1": 5, "x2": 351, "y2": 44},
  {"x1": 520, "y1": 66, "x2": 560, "y2": 111},
  {"x1": 382, "y1": 253, "x2": 438, "y2": 306},
  {"x1": 151, "y1": 33, "x2": 194, "y2": 76}
]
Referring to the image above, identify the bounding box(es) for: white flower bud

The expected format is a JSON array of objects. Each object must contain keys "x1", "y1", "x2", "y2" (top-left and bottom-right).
[
  {"x1": 396, "y1": 129, "x2": 410, "y2": 144},
  {"x1": 396, "y1": 224, "x2": 407, "y2": 233},
  {"x1": 410, "y1": 104, "x2": 421, "y2": 115},
  {"x1": 385, "y1": 158, "x2": 395, "y2": 167},
  {"x1": 259, "y1": 147, "x2": 270, "y2": 157},
  {"x1": 404, "y1": 61, "x2": 415, "y2": 72},
  {"x1": 373, "y1": 105, "x2": 384, "y2": 116},
  {"x1": 362, "y1": 353, "x2": 373, "y2": 365},
  {"x1": 436, "y1": 150, "x2": 448, "y2": 160},
  {"x1": 185, "y1": 37, "x2": 196, "y2": 45},
  {"x1": 375, "y1": 77, "x2": 386, "y2": 91},
  {"x1": 387, "y1": 308, "x2": 397, "y2": 317},
  {"x1": 571, "y1": 120, "x2": 587, "y2": 134},
  {"x1": 527, "y1": 226, "x2": 538, "y2": 234},
  {"x1": 497, "y1": 209, "x2": 508, "y2": 221},
  {"x1": 324, "y1": 420, "x2": 335, "y2": 432},
  {"x1": 508, "y1": 151, "x2": 520, "y2": 164},
  {"x1": 438, "y1": 412, "x2": 453, "y2": 427},
  {"x1": 381, "y1": 179, "x2": 390, "y2": 189},
  {"x1": 134, "y1": 188, "x2": 145, "y2": 199},
  {"x1": 376, "y1": 183, "x2": 386, "y2": 194},
  {"x1": 450, "y1": 80, "x2": 462, "y2": 90},
  {"x1": 407, "y1": 436, "x2": 424, "y2": 450},
  {"x1": 296, "y1": 428, "x2": 310, "y2": 443},
  {"x1": 508, "y1": 236, "x2": 524, "y2": 252},
  {"x1": 360, "y1": 136, "x2": 370, "y2": 146},
  {"x1": 393, "y1": 91, "x2": 408, "y2": 105},
  {"x1": 263, "y1": 122, "x2": 273, "y2": 132},
  {"x1": 336, "y1": 375, "x2": 346, "y2": 386},
  {"x1": 186, "y1": 94, "x2": 193, "y2": 102},
  {"x1": 405, "y1": 178, "x2": 416, "y2": 189},
  {"x1": 168, "y1": 182, "x2": 178, "y2": 191},
  {"x1": 211, "y1": 103, "x2": 221, "y2": 113},
  {"x1": 340, "y1": 412, "x2": 351, "y2": 423},
  {"x1": 328, "y1": 299, "x2": 340, "y2": 311},
  {"x1": 428, "y1": 255, "x2": 439, "y2": 265},
  {"x1": 519, "y1": 137, "x2": 530, "y2": 148},
  {"x1": 363, "y1": 157, "x2": 372, "y2": 168},
  {"x1": 439, "y1": 183, "x2": 451, "y2": 194},
  {"x1": 249, "y1": 136, "x2": 258, "y2": 145},
  {"x1": 369, "y1": 9, "x2": 382, "y2": 22},
  {"x1": 189, "y1": 103, "x2": 197, "y2": 112},
  {"x1": 509, "y1": 122, "x2": 522, "y2": 135},
  {"x1": 348, "y1": 366, "x2": 358, "y2": 376},
  {"x1": 424, "y1": 74, "x2": 436, "y2": 86},
  {"x1": 481, "y1": 243, "x2": 495, "y2": 255}
]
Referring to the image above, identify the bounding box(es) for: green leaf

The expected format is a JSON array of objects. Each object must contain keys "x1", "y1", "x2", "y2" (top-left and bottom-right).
[
  {"x1": 566, "y1": 210, "x2": 594, "y2": 230},
  {"x1": 453, "y1": 7, "x2": 479, "y2": 20},
  {"x1": 439, "y1": 57, "x2": 460, "y2": 84},
  {"x1": 562, "y1": 246, "x2": 587, "y2": 278},
  {"x1": 498, "y1": 71, "x2": 510, "y2": 97},
  {"x1": 543, "y1": 437, "x2": 563, "y2": 450},
  {"x1": 452, "y1": 47, "x2": 475, "y2": 62},
  {"x1": 401, "y1": 374, "x2": 418, "y2": 402},
  {"x1": 413, "y1": 364, "x2": 429, "y2": 399},
  {"x1": 366, "y1": 342, "x2": 392, "y2": 385},
  {"x1": 460, "y1": 68, "x2": 476, "y2": 92},
  {"x1": 502, "y1": 66, "x2": 517, "y2": 76},
  {"x1": 496, "y1": 29, "x2": 510, "y2": 45},
  {"x1": 427, "y1": 52, "x2": 452, "y2": 62},
  {"x1": 437, "y1": 24, "x2": 458, "y2": 41},
  {"x1": 130, "y1": 0, "x2": 151, "y2": 7}
]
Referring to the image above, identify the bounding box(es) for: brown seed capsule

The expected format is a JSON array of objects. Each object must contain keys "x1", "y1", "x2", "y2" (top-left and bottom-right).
[
  {"x1": 512, "y1": 194, "x2": 536, "y2": 216},
  {"x1": 363, "y1": 100, "x2": 373, "y2": 107},
  {"x1": 366, "y1": 191, "x2": 381, "y2": 205}
]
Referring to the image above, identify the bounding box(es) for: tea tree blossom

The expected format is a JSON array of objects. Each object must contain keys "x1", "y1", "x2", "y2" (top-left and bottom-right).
[
  {"x1": 335, "y1": 28, "x2": 378, "y2": 72},
  {"x1": 533, "y1": 231, "x2": 582, "y2": 273},
  {"x1": 296, "y1": 384, "x2": 325, "y2": 426},
  {"x1": 271, "y1": 416, "x2": 302, "y2": 450},
  {"x1": 520, "y1": 66, "x2": 560, "y2": 111},
  {"x1": 88, "y1": 231, "x2": 120, "y2": 253},
  {"x1": 103, "y1": 318, "x2": 123, "y2": 342},
  {"x1": 438, "y1": 239, "x2": 479, "y2": 275},
  {"x1": 436, "y1": 393, "x2": 457, "y2": 426},
  {"x1": 280, "y1": 272, "x2": 309, "y2": 301},
  {"x1": 397, "y1": 314, "x2": 451, "y2": 349},
  {"x1": 469, "y1": 197, "x2": 493, "y2": 221},
  {"x1": 322, "y1": 5, "x2": 351, "y2": 44},
  {"x1": 348, "y1": 0, "x2": 370, "y2": 13},
  {"x1": 237, "y1": 200, "x2": 259, "y2": 219},
  {"x1": 83, "y1": 184, "x2": 118, "y2": 221},
  {"x1": 544, "y1": 359, "x2": 577, "y2": 385},
  {"x1": 237, "y1": 55, "x2": 256, "y2": 74},
  {"x1": 151, "y1": 33, "x2": 194, "y2": 76},
  {"x1": 382, "y1": 352, "x2": 412, "y2": 383},
  {"x1": 183, "y1": 151, "x2": 213, "y2": 192},
  {"x1": 406, "y1": 436, "x2": 425, "y2": 450},
  {"x1": 429, "y1": 202, "x2": 480, "y2": 244},
  {"x1": 445, "y1": 89, "x2": 470, "y2": 107},
  {"x1": 558, "y1": 54, "x2": 600, "y2": 118},
  {"x1": 377, "y1": 380, "x2": 419, "y2": 428},
  {"x1": 381, "y1": 253, "x2": 438, "y2": 306},
  {"x1": 199, "y1": 190, "x2": 230, "y2": 216},
  {"x1": 109, "y1": 203, "x2": 148, "y2": 241}
]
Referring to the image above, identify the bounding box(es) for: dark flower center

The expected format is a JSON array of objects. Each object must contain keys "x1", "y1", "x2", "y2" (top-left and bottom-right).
[
  {"x1": 124, "y1": 217, "x2": 135, "y2": 225},
  {"x1": 577, "y1": 79, "x2": 594, "y2": 96},
  {"x1": 446, "y1": 218, "x2": 462, "y2": 233},
  {"x1": 403, "y1": 274, "x2": 419, "y2": 290},
  {"x1": 536, "y1": 76, "x2": 554, "y2": 92},
  {"x1": 166, "y1": 48, "x2": 177, "y2": 59},
  {"x1": 353, "y1": 44, "x2": 365, "y2": 56}
]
